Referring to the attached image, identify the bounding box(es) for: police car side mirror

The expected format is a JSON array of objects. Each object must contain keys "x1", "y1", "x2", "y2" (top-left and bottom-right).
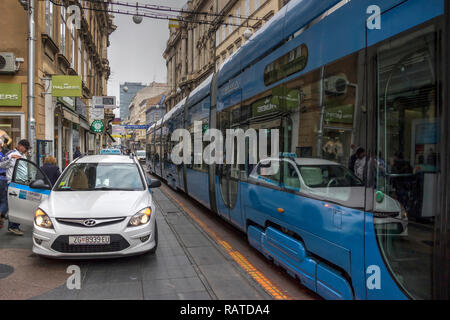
[
  {"x1": 30, "y1": 179, "x2": 51, "y2": 190},
  {"x1": 148, "y1": 179, "x2": 161, "y2": 188}
]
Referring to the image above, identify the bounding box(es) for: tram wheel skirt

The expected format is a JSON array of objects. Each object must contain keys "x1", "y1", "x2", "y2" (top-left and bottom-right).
[{"x1": 247, "y1": 225, "x2": 353, "y2": 300}]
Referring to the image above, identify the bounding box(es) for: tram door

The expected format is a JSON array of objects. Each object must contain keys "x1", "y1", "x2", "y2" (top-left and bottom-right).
[
  {"x1": 216, "y1": 105, "x2": 241, "y2": 224},
  {"x1": 365, "y1": 4, "x2": 444, "y2": 299}
]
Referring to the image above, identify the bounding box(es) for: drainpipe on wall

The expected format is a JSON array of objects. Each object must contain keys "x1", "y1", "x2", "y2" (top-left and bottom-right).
[{"x1": 27, "y1": 0, "x2": 36, "y2": 161}]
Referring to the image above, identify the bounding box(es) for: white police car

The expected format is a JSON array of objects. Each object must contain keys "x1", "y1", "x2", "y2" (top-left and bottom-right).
[{"x1": 7, "y1": 154, "x2": 161, "y2": 258}]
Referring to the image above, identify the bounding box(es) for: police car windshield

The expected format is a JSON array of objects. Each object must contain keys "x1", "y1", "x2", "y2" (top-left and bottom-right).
[{"x1": 55, "y1": 163, "x2": 145, "y2": 191}]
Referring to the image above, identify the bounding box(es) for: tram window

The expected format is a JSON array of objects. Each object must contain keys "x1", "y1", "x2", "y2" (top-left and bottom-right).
[
  {"x1": 188, "y1": 99, "x2": 210, "y2": 172},
  {"x1": 276, "y1": 51, "x2": 363, "y2": 173},
  {"x1": 250, "y1": 160, "x2": 281, "y2": 186},
  {"x1": 283, "y1": 161, "x2": 300, "y2": 191},
  {"x1": 374, "y1": 26, "x2": 439, "y2": 300},
  {"x1": 264, "y1": 44, "x2": 308, "y2": 86}
]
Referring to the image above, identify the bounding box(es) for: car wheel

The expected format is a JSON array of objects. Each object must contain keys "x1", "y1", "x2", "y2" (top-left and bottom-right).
[{"x1": 148, "y1": 221, "x2": 158, "y2": 254}]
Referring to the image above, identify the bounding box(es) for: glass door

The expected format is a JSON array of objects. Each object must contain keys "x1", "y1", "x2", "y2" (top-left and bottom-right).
[{"x1": 373, "y1": 24, "x2": 441, "y2": 300}]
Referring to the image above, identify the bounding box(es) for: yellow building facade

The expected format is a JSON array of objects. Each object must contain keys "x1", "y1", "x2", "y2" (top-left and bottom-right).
[
  {"x1": 163, "y1": 0, "x2": 290, "y2": 111},
  {"x1": 0, "y1": 0, "x2": 115, "y2": 168},
  {"x1": 215, "y1": 0, "x2": 290, "y2": 67}
]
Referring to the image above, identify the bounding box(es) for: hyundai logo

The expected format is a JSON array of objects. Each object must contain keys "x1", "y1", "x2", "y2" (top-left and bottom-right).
[{"x1": 83, "y1": 219, "x2": 97, "y2": 227}]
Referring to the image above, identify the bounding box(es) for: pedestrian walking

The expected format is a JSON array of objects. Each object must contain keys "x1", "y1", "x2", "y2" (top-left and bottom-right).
[
  {"x1": 40, "y1": 156, "x2": 61, "y2": 186},
  {"x1": 73, "y1": 146, "x2": 82, "y2": 160},
  {"x1": 348, "y1": 144, "x2": 357, "y2": 172},
  {"x1": 0, "y1": 139, "x2": 31, "y2": 235},
  {"x1": 354, "y1": 147, "x2": 366, "y2": 181},
  {"x1": 0, "y1": 139, "x2": 9, "y2": 229}
]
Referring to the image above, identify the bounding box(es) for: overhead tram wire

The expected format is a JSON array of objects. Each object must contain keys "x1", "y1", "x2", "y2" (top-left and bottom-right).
[
  {"x1": 44, "y1": 0, "x2": 267, "y2": 27},
  {"x1": 81, "y1": 0, "x2": 266, "y2": 23}
]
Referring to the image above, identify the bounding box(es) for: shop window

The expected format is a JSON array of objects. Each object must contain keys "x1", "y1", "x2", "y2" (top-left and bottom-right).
[
  {"x1": 45, "y1": 0, "x2": 54, "y2": 38},
  {"x1": 0, "y1": 116, "x2": 22, "y2": 148},
  {"x1": 60, "y1": 6, "x2": 66, "y2": 55}
]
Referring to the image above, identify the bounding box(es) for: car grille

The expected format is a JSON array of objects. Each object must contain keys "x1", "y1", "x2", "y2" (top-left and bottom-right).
[
  {"x1": 55, "y1": 217, "x2": 126, "y2": 228},
  {"x1": 51, "y1": 234, "x2": 130, "y2": 253}
]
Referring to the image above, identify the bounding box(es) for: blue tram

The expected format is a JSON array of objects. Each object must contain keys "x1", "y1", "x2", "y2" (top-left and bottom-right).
[{"x1": 147, "y1": 0, "x2": 449, "y2": 299}]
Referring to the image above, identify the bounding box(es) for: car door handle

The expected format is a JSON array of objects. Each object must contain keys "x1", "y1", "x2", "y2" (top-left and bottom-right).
[{"x1": 8, "y1": 192, "x2": 17, "y2": 197}]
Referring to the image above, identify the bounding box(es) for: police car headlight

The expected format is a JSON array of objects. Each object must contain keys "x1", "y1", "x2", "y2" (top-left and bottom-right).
[
  {"x1": 401, "y1": 204, "x2": 408, "y2": 220},
  {"x1": 128, "y1": 207, "x2": 151, "y2": 227},
  {"x1": 35, "y1": 208, "x2": 53, "y2": 229}
]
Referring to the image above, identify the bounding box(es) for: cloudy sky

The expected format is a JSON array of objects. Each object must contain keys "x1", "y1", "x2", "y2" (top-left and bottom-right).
[{"x1": 107, "y1": 0, "x2": 185, "y2": 107}]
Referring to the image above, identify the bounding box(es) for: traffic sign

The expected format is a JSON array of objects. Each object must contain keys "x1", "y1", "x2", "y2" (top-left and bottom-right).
[{"x1": 121, "y1": 125, "x2": 150, "y2": 129}]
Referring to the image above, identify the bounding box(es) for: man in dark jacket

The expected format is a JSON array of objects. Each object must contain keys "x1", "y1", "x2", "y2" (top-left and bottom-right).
[
  {"x1": 348, "y1": 144, "x2": 358, "y2": 172},
  {"x1": 73, "y1": 146, "x2": 82, "y2": 160}
]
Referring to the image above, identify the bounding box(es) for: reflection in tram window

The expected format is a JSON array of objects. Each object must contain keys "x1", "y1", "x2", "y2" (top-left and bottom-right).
[
  {"x1": 375, "y1": 26, "x2": 439, "y2": 300},
  {"x1": 272, "y1": 51, "x2": 365, "y2": 173}
]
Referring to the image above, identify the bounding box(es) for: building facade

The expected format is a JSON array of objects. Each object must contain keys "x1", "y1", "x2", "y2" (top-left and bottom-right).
[
  {"x1": 123, "y1": 82, "x2": 169, "y2": 150},
  {"x1": 163, "y1": 0, "x2": 290, "y2": 111},
  {"x1": 163, "y1": 0, "x2": 216, "y2": 110},
  {"x1": 119, "y1": 82, "x2": 146, "y2": 121},
  {"x1": 0, "y1": 0, "x2": 115, "y2": 169},
  {"x1": 145, "y1": 95, "x2": 166, "y2": 127}
]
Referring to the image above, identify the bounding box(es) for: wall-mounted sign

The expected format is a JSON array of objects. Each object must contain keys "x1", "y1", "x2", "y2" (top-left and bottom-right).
[
  {"x1": 252, "y1": 97, "x2": 279, "y2": 117},
  {"x1": 52, "y1": 76, "x2": 82, "y2": 97},
  {"x1": 324, "y1": 104, "x2": 354, "y2": 124},
  {"x1": 111, "y1": 125, "x2": 125, "y2": 138},
  {"x1": 75, "y1": 97, "x2": 87, "y2": 118},
  {"x1": 89, "y1": 107, "x2": 104, "y2": 120},
  {"x1": 0, "y1": 83, "x2": 21, "y2": 106},
  {"x1": 92, "y1": 96, "x2": 116, "y2": 109},
  {"x1": 169, "y1": 19, "x2": 180, "y2": 28},
  {"x1": 90, "y1": 120, "x2": 104, "y2": 133}
]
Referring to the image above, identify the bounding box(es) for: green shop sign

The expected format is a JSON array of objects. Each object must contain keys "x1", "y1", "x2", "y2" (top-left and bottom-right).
[
  {"x1": 90, "y1": 120, "x2": 104, "y2": 133},
  {"x1": 324, "y1": 104, "x2": 354, "y2": 124},
  {"x1": 52, "y1": 75, "x2": 82, "y2": 97},
  {"x1": 252, "y1": 88, "x2": 299, "y2": 117},
  {"x1": 0, "y1": 83, "x2": 22, "y2": 106}
]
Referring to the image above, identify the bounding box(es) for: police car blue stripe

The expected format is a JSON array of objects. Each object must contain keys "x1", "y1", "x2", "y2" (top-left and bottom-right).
[{"x1": 9, "y1": 182, "x2": 51, "y2": 195}]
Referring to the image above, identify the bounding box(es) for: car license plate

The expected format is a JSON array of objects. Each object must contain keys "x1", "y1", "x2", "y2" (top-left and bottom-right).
[{"x1": 68, "y1": 235, "x2": 110, "y2": 245}]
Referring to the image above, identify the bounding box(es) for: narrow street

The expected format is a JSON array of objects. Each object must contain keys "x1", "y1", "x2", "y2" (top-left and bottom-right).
[{"x1": 0, "y1": 175, "x2": 318, "y2": 300}]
